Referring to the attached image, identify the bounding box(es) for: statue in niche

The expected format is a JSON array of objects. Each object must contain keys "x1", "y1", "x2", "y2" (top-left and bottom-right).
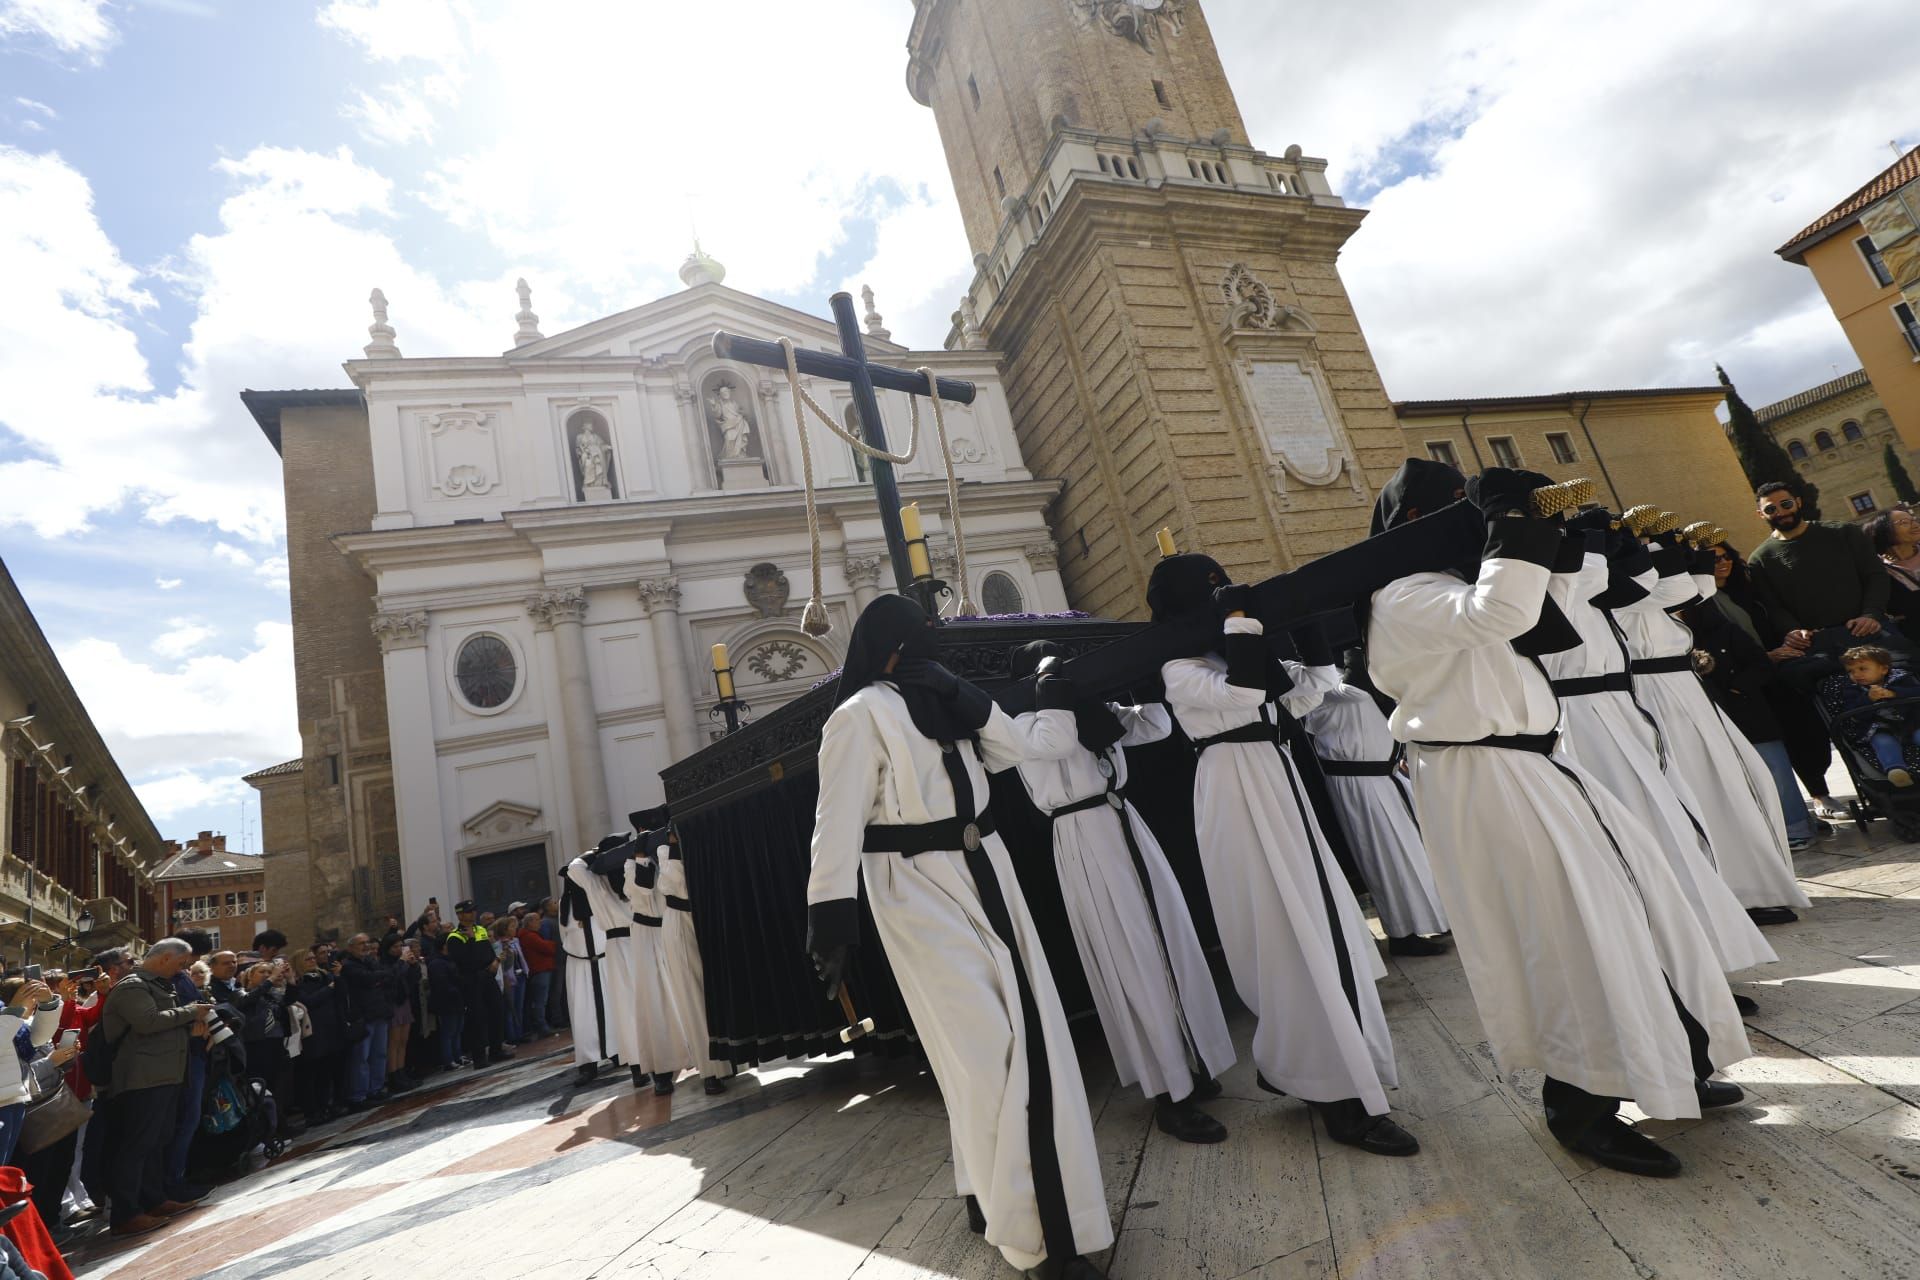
[
  {"x1": 575, "y1": 420, "x2": 609, "y2": 488},
  {"x1": 709, "y1": 382, "x2": 758, "y2": 460}
]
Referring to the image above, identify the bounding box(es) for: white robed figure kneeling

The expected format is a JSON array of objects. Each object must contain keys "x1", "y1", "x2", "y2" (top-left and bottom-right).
[
  {"x1": 633, "y1": 804, "x2": 734, "y2": 1097},
  {"x1": 565, "y1": 834, "x2": 677, "y2": 1093},
  {"x1": 807, "y1": 596, "x2": 1112, "y2": 1279},
  {"x1": 1006, "y1": 640, "x2": 1235, "y2": 1144},
  {"x1": 1298, "y1": 658, "x2": 1451, "y2": 952},
  {"x1": 557, "y1": 868, "x2": 612, "y2": 1084},
  {"x1": 1367, "y1": 460, "x2": 1753, "y2": 1177},
  {"x1": 1151, "y1": 554, "x2": 1417, "y2": 1158}
]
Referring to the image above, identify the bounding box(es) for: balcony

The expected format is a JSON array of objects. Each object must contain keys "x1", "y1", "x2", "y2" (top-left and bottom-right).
[{"x1": 79, "y1": 896, "x2": 140, "y2": 951}]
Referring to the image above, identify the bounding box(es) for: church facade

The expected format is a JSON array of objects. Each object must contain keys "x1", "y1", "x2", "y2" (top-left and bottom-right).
[{"x1": 248, "y1": 263, "x2": 1064, "y2": 923}]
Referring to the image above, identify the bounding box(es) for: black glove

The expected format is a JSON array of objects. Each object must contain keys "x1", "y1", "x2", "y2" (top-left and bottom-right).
[
  {"x1": 1465, "y1": 467, "x2": 1538, "y2": 518},
  {"x1": 1291, "y1": 619, "x2": 1334, "y2": 668},
  {"x1": 891, "y1": 658, "x2": 959, "y2": 698},
  {"x1": 1035, "y1": 673, "x2": 1077, "y2": 712},
  {"x1": 1565, "y1": 507, "x2": 1613, "y2": 535},
  {"x1": 1212, "y1": 583, "x2": 1254, "y2": 617},
  {"x1": 811, "y1": 944, "x2": 853, "y2": 1001},
  {"x1": 1689, "y1": 547, "x2": 1717, "y2": 575}
]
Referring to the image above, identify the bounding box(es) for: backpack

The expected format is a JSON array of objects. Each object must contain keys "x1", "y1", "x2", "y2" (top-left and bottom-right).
[{"x1": 80, "y1": 1024, "x2": 124, "y2": 1090}]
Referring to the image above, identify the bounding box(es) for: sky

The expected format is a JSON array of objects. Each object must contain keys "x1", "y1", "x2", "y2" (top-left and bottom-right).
[{"x1": 2, "y1": 0, "x2": 1916, "y2": 848}]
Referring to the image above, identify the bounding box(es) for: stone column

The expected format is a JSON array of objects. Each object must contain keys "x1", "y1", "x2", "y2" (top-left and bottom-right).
[
  {"x1": 638, "y1": 577, "x2": 700, "y2": 763},
  {"x1": 844, "y1": 554, "x2": 883, "y2": 612},
  {"x1": 1023, "y1": 541, "x2": 1070, "y2": 612},
  {"x1": 371, "y1": 610, "x2": 451, "y2": 910},
  {"x1": 527, "y1": 587, "x2": 612, "y2": 844},
  {"x1": 673, "y1": 375, "x2": 714, "y2": 494},
  {"x1": 757, "y1": 379, "x2": 793, "y2": 486}
]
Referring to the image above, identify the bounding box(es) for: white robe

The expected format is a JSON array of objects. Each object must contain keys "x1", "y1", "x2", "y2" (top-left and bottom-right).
[
  {"x1": 808, "y1": 684, "x2": 1111, "y2": 1271},
  {"x1": 1369, "y1": 553, "x2": 1751, "y2": 1119},
  {"x1": 1545, "y1": 552, "x2": 1777, "y2": 973},
  {"x1": 615, "y1": 852, "x2": 684, "y2": 1075},
  {"x1": 1300, "y1": 682, "x2": 1451, "y2": 939},
  {"x1": 556, "y1": 891, "x2": 609, "y2": 1065},
  {"x1": 1613, "y1": 566, "x2": 1810, "y2": 911},
  {"x1": 1011, "y1": 701, "x2": 1236, "y2": 1101},
  {"x1": 563, "y1": 854, "x2": 671, "y2": 1073},
  {"x1": 1162, "y1": 627, "x2": 1399, "y2": 1115},
  {"x1": 655, "y1": 850, "x2": 733, "y2": 1080}
]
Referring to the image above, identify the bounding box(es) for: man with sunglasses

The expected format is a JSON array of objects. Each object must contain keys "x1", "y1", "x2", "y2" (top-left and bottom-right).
[{"x1": 1748, "y1": 482, "x2": 1905, "y2": 655}]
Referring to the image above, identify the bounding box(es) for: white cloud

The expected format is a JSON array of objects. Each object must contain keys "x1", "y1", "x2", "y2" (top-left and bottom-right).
[
  {"x1": 13, "y1": 98, "x2": 55, "y2": 118},
  {"x1": 136, "y1": 771, "x2": 247, "y2": 824},
  {"x1": 155, "y1": 576, "x2": 182, "y2": 590},
  {"x1": 209, "y1": 542, "x2": 253, "y2": 568},
  {"x1": 343, "y1": 83, "x2": 437, "y2": 146},
  {"x1": 0, "y1": 0, "x2": 115, "y2": 62},
  {"x1": 150, "y1": 618, "x2": 215, "y2": 659}
]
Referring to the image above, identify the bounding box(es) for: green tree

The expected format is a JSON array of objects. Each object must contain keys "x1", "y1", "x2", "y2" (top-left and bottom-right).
[
  {"x1": 1718, "y1": 364, "x2": 1820, "y2": 520},
  {"x1": 1886, "y1": 441, "x2": 1920, "y2": 505}
]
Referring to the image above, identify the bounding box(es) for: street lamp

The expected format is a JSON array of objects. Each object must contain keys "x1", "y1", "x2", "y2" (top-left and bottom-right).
[{"x1": 75, "y1": 907, "x2": 94, "y2": 936}]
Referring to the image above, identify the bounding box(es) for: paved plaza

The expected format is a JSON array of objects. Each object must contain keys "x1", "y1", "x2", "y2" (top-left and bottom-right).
[{"x1": 66, "y1": 825, "x2": 1920, "y2": 1280}]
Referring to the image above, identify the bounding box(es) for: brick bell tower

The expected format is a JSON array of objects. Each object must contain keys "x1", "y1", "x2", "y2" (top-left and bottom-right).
[{"x1": 907, "y1": 0, "x2": 1408, "y2": 619}]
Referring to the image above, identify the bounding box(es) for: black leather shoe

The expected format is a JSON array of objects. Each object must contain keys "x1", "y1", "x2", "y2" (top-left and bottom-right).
[
  {"x1": 1154, "y1": 1096, "x2": 1228, "y2": 1144},
  {"x1": 964, "y1": 1194, "x2": 985, "y2": 1235},
  {"x1": 1733, "y1": 993, "x2": 1759, "y2": 1016},
  {"x1": 1747, "y1": 906, "x2": 1799, "y2": 926},
  {"x1": 1318, "y1": 1108, "x2": 1420, "y2": 1156},
  {"x1": 1254, "y1": 1072, "x2": 1286, "y2": 1096},
  {"x1": 576, "y1": 1063, "x2": 599, "y2": 1085},
  {"x1": 1187, "y1": 1073, "x2": 1223, "y2": 1103},
  {"x1": 1560, "y1": 1116, "x2": 1682, "y2": 1177},
  {"x1": 1387, "y1": 933, "x2": 1450, "y2": 957},
  {"x1": 1696, "y1": 1079, "x2": 1745, "y2": 1109},
  {"x1": 703, "y1": 1076, "x2": 728, "y2": 1096},
  {"x1": 653, "y1": 1072, "x2": 676, "y2": 1096},
  {"x1": 630, "y1": 1065, "x2": 649, "y2": 1089}
]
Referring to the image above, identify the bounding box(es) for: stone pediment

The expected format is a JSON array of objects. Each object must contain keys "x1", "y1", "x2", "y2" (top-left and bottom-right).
[
  {"x1": 461, "y1": 800, "x2": 543, "y2": 843},
  {"x1": 504, "y1": 283, "x2": 910, "y2": 363}
]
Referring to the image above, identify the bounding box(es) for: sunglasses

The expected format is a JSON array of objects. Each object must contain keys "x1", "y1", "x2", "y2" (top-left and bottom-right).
[{"x1": 1760, "y1": 497, "x2": 1798, "y2": 515}]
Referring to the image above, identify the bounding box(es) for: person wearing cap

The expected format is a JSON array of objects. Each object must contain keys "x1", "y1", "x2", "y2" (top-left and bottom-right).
[
  {"x1": 444, "y1": 901, "x2": 513, "y2": 1068},
  {"x1": 633, "y1": 805, "x2": 733, "y2": 1097},
  {"x1": 1002, "y1": 641, "x2": 1232, "y2": 1144}
]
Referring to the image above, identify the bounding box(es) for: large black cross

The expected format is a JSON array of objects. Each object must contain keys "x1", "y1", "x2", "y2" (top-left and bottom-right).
[{"x1": 712, "y1": 291, "x2": 975, "y2": 599}]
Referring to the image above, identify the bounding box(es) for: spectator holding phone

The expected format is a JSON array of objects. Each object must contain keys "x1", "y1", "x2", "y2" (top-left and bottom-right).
[
  {"x1": 0, "y1": 975, "x2": 63, "y2": 1163},
  {"x1": 100, "y1": 939, "x2": 211, "y2": 1238}
]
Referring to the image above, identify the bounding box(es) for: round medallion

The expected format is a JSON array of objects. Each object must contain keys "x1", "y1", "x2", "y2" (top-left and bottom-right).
[
  {"x1": 1106, "y1": 792, "x2": 1125, "y2": 810},
  {"x1": 1096, "y1": 757, "x2": 1115, "y2": 778},
  {"x1": 962, "y1": 823, "x2": 982, "y2": 852},
  {"x1": 455, "y1": 634, "x2": 518, "y2": 709}
]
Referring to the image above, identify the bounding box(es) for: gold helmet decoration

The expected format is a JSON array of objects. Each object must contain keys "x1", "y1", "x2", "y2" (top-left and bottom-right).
[
  {"x1": 1621, "y1": 503, "x2": 1662, "y2": 535},
  {"x1": 1680, "y1": 521, "x2": 1715, "y2": 547},
  {"x1": 1646, "y1": 511, "x2": 1682, "y2": 536},
  {"x1": 1527, "y1": 477, "x2": 1597, "y2": 519}
]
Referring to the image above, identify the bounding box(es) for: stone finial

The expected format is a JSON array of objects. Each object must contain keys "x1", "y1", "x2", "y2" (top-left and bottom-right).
[
  {"x1": 364, "y1": 288, "x2": 400, "y2": 358},
  {"x1": 513, "y1": 278, "x2": 543, "y2": 347},
  {"x1": 861, "y1": 284, "x2": 892, "y2": 342},
  {"x1": 959, "y1": 295, "x2": 986, "y2": 350},
  {"x1": 678, "y1": 241, "x2": 726, "y2": 288}
]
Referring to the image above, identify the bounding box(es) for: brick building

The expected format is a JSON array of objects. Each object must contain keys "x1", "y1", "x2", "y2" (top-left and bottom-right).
[
  {"x1": 1, "y1": 557, "x2": 163, "y2": 965},
  {"x1": 153, "y1": 832, "x2": 267, "y2": 953}
]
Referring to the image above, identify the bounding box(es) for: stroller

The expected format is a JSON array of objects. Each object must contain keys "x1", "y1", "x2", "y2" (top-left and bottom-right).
[
  {"x1": 188, "y1": 1011, "x2": 292, "y2": 1178},
  {"x1": 1813, "y1": 676, "x2": 1920, "y2": 841}
]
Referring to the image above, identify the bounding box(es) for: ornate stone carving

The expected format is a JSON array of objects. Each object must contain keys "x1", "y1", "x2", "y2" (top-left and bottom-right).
[
  {"x1": 743, "y1": 563, "x2": 791, "y2": 618},
  {"x1": 425, "y1": 409, "x2": 498, "y2": 497},
  {"x1": 525, "y1": 586, "x2": 588, "y2": 629},
  {"x1": 843, "y1": 554, "x2": 884, "y2": 590},
  {"x1": 1067, "y1": 0, "x2": 1187, "y2": 49},
  {"x1": 636, "y1": 577, "x2": 683, "y2": 614},
  {"x1": 370, "y1": 610, "x2": 429, "y2": 651},
  {"x1": 574, "y1": 418, "x2": 609, "y2": 489},
  {"x1": 745, "y1": 640, "x2": 810, "y2": 683},
  {"x1": 709, "y1": 382, "x2": 757, "y2": 460},
  {"x1": 1221, "y1": 262, "x2": 1315, "y2": 333},
  {"x1": 1022, "y1": 542, "x2": 1061, "y2": 573}
]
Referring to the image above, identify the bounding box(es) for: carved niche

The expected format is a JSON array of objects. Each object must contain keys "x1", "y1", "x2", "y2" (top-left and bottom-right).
[
  {"x1": 424, "y1": 409, "x2": 499, "y2": 498},
  {"x1": 743, "y1": 563, "x2": 790, "y2": 618},
  {"x1": 563, "y1": 407, "x2": 619, "y2": 501},
  {"x1": 1067, "y1": 0, "x2": 1188, "y2": 49}
]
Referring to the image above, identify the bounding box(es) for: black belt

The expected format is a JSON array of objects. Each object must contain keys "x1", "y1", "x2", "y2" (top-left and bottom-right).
[
  {"x1": 863, "y1": 808, "x2": 997, "y2": 855},
  {"x1": 632, "y1": 913, "x2": 662, "y2": 928},
  {"x1": 601, "y1": 926, "x2": 631, "y2": 940},
  {"x1": 1414, "y1": 731, "x2": 1559, "y2": 754},
  {"x1": 664, "y1": 895, "x2": 692, "y2": 912},
  {"x1": 1191, "y1": 721, "x2": 1279, "y2": 753},
  {"x1": 1551, "y1": 672, "x2": 1633, "y2": 697},
  {"x1": 1317, "y1": 758, "x2": 1398, "y2": 777},
  {"x1": 1049, "y1": 789, "x2": 1126, "y2": 819},
  {"x1": 1630, "y1": 655, "x2": 1695, "y2": 675}
]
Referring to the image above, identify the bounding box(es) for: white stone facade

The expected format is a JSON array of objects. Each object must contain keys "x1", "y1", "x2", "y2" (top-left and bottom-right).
[{"x1": 336, "y1": 281, "x2": 1066, "y2": 909}]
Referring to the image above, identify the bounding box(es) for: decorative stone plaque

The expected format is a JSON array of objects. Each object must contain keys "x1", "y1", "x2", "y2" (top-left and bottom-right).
[{"x1": 1245, "y1": 359, "x2": 1340, "y2": 484}]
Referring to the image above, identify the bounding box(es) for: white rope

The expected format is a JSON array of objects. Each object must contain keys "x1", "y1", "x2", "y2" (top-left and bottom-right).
[{"x1": 776, "y1": 338, "x2": 979, "y2": 630}]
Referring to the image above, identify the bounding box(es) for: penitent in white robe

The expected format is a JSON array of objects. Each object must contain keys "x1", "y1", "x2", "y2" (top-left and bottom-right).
[
  {"x1": 1613, "y1": 564, "x2": 1810, "y2": 912},
  {"x1": 1546, "y1": 551, "x2": 1776, "y2": 974},
  {"x1": 654, "y1": 850, "x2": 733, "y2": 1081},
  {"x1": 1300, "y1": 683, "x2": 1451, "y2": 939},
  {"x1": 1369, "y1": 552, "x2": 1751, "y2": 1119},
  {"x1": 808, "y1": 684, "x2": 1111, "y2": 1272},
  {"x1": 1162, "y1": 625, "x2": 1399, "y2": 1115},
  {"x1": 564, "y1": 854, "x2": 671, "y2": 1074},
  {"x1": 557, "y1": 884, "x2": 609, "y2": 1066},
  {"x1": 1011, "y1": 701, "x2": 1236, "y2": 1101}
]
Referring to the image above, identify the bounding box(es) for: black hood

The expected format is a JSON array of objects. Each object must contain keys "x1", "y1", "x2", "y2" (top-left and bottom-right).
[
  {"x1": 1010, "y1": 640, "x2": 1126, "y2": 752},
  {"x1": 836, "y1": 594, "x2": 976, "y2": 742},
  {"x1": 1146, "y1": 554, "x2": 1229, "y2": 623},
  {"x1": 1371, "y1": 457, "x2": 1466, "y2": 535}
]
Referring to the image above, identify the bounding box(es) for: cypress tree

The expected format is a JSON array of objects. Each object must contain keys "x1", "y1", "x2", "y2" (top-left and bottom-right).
[
  {"x1": 1886, "y1": 441, "x2": 1920, "y2": 505},
  {"x1": 1718, "y1": 364, "x2": 1820, "y2": 520}
]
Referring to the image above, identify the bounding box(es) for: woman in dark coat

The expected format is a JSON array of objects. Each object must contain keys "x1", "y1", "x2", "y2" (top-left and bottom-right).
[
  {"x1": 292, "y1": 951, "x2": 348, "y2": 1122},
  {"x1": 423, "y1": 935, "x2": 466, "y2": 1070}
]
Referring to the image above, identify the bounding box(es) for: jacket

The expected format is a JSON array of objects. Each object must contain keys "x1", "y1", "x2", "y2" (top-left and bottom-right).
[
  {"x1": 292, "y1": 972, "x2": 348, "y2": 1057},
  {"x1": 59, "y1": 994, "x2": 104, "y2": 1101},
  {"x1": 100, "y1": 972, "x2": 198, "y2": 1094},
  {"x1": 517, "y1": 927, "x2": 557, "y2": 975},
  {"x1": 1682, "y1": 597, "x2": 1784, "y2": 743},
  {"x1": 425, "y1": 954, "x2": 464, "y2": 1017},
  {"x1": 340, "y1": 953, "x2": 396, "y2": 1022}
]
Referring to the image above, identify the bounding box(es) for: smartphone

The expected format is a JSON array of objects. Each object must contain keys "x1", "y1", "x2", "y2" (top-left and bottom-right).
[
  {"x1": 73, "y1": 968, "x2": 99, "y2": 983},
  {"x1": 22, "y1": 965, "x2": 40, "y2": 982},
  {"x1": 56, "y1": 1029, "x2": 78, "y2": 1051}
]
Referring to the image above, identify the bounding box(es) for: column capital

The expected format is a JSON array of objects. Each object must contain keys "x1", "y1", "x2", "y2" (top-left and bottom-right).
[
  {"x1": 370, "y1": 609, "x2": 430, "y2": 652},
  {"x1": 636, "y1": 576, "x2": 683, "y2": 614},
  {"x1": 525, "y1": 586, "x2": 588, "y2": 630},
  {"x1": 1022, "y1": 541, "x2": 1061, "y2": 573},
  {"x1": 843, "y1": 554, "x2": 883, "y2": 590}
]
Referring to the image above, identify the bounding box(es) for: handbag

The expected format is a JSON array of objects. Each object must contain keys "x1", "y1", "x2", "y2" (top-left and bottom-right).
[{"x1": 19, "y1": 1078, "x2": 89, "y2": 1156}]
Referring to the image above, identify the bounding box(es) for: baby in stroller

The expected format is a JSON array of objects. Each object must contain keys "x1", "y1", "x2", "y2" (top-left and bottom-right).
[{"x1": 1822, "y1": 645, "x2": 1920, "y2": 787}]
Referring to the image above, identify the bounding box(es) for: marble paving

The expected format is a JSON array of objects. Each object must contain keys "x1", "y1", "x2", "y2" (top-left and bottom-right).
[{"x1": 67, "y1": 822, "x2": 1920, "y2": 1280}]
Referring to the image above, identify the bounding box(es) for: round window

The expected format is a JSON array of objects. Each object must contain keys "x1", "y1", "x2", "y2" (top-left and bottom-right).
[{"x1": 455, "y1": 634, "x2": 518, "y2": 709}]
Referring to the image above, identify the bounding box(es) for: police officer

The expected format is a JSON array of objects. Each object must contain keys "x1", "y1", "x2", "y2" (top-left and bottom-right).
[{"x1": 444, "y1": 900, "x2": 514, "y2": 1068}]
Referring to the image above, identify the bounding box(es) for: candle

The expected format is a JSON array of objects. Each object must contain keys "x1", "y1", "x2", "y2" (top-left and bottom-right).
[
  {"x1": 899, "y1": 502, "x2": 924, "y2": 541},
  {"x1": 1156, "y1": 527, "x2": 1176, "y2": 557},
  {"x1": 711, "y1": 643, "x2": 734, "y2": 701},
  {"x1": 901, "y1": 503, "x2": 933, "y2": 580},
  {"x1": 710, "y1": 642, "x2": 729, "y2": 672}
]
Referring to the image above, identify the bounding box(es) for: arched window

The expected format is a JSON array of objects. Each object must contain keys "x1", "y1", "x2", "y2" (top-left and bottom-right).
[
  {"x1": 980, "y1": 571, "x2": 1024, "y2": 616},
  {"x1": 842, "y1": 405, "x2": 870, "y2": 483},
  {"x1": 1842, "y1": 419, "x2": 1864, "y2": 441},
  {"x1": 1815, "y1": 430, "x2": 1836, "y2": 452},
  {"x1": 1787, "y1": 439, "x2": 1808, "y2": 461}
]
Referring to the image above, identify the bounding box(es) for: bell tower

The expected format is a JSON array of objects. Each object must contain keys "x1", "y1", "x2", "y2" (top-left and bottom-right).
[{"x1": 908, "y1": 0, "x2": 1408, "y2": 619}]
